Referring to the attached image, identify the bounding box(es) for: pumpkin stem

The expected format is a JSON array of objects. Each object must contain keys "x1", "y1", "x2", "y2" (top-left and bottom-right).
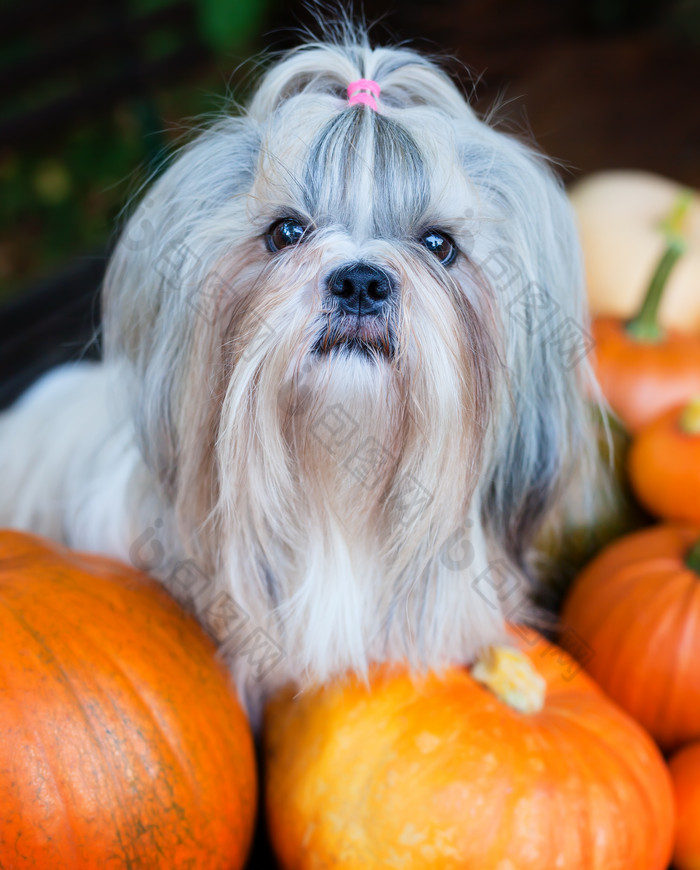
[
  {"x1": 471, "y1": 645, "x2": 546, "y2": 713},
  {"x1": 687, "y1": 539, "x2": 700, "y2": 575},
  {"x1": 626, "y1": 189, "x2": 693, "y2": 343},
  {"x1": 680, "y1": 397, "x2": 700, "y2": 436}
]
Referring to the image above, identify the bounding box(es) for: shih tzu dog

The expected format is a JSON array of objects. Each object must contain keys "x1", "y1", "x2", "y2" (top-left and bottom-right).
[{"x1": 0, "y1": 26, "x2": 598, "y2": 721}]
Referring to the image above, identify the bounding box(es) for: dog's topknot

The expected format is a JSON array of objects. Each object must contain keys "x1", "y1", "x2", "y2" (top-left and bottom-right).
[{"x1": 247, "y1": 36, "x2": 472, "y2": 124}]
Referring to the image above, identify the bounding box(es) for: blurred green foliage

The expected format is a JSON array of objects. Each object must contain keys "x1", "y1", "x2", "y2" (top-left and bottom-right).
[
  {"x1": 198, "y1": 0, "x2": 270, "y2": 51},
  {"x1": 0, "y1": 110, "x2": 146, "y2": 301}
]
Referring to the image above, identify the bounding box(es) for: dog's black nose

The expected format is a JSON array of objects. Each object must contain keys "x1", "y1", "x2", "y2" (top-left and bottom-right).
[{"x1": 327, "y1": 263, "x2": 393, "y2": 316}]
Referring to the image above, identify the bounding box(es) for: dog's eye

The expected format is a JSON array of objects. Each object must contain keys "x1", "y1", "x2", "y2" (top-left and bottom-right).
[
  {"x1": 266, "y1": 218, "x2": 307, "y2": 252},
  {"x1": 420, "y1": 230, "x2": 457, "y2": 266}
]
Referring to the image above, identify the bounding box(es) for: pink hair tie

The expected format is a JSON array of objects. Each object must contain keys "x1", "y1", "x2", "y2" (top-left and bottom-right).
[{"x1": 347, "y1": 78, "x2": 381, "y2": 111}]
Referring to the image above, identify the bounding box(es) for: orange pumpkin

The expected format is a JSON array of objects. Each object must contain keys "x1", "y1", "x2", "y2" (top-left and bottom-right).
[
  {"x1": 591, "y1": 190, "x2": 700, "y2": 434},
  {"x1": 264, "y1": 627, "x2": 674, "y2": 870},
  {"x1": 561, "y1": 524, "x2": 700, "y2": 750},
  {"x1": 669, "y1": 741, "x2": 700, "y2": 870},
  {"x1": 628, "y1": 397, "x2": 700, "y2": 524},
  {"x1": 592, "y1": 318, "x2": 700, "y2": 434},
  {"x1": 0, "y1": 530, "x2": 257, "y2": 869}
]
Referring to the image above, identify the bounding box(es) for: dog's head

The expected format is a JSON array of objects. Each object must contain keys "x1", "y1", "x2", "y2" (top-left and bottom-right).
[{"x1": 103, "y1": 31, "x2": 597, "y2": 670}]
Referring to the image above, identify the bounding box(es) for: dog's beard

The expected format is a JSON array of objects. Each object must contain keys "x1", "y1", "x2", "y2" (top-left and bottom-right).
[
  {"x1": 212, "y1": 243, "x2": 492, "y2": 522},
  {"x1": 173, "y1": 243, "x2": 502, "y2": 681}
]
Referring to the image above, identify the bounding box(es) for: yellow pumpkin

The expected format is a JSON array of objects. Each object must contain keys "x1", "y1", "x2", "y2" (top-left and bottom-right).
[
  {"x1": 569, "y1": 170, "x2": 700, "y2": 332},
  {"x1": 264, "y1": 628, "x2": 675, "y2": 870}
]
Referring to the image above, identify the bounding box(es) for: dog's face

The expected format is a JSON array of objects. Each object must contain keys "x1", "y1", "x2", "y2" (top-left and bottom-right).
[
  {"x1": 212, "y1": 89, "x2": 496, "y2": 534},
  {"x1": 103, "y1": 37, "x2": 596, "y2": 681}
]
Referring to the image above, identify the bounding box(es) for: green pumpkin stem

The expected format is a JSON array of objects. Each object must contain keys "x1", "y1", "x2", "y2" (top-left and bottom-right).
[
  {"x1": 626, "y1": 189, "x2": 693, "y2": 343},
  {"x1": 687, "y1": 539, "x2": 700, "y2": 576}
]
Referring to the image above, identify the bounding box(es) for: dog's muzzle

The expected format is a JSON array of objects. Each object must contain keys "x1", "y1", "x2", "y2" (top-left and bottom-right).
[{"x1": 313, "y1": 263, "x2": 397, "y2": 357}]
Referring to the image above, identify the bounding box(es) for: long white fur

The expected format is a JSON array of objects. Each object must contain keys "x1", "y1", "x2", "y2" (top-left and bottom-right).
[{"x1": 0, "y1": 26, "x2": 598, "y2": 722}]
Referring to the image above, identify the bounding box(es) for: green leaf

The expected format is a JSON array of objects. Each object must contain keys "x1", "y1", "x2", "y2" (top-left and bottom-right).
[{"x1": 195, "y1": 0, "x2": 269, "y2": 52}]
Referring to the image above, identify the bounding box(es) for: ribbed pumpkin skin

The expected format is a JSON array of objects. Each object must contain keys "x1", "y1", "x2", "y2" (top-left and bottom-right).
[
  {"x1": 264, "y1": 627, "x2": 674, "y2": 870},
  {"x1": 561, "y1": 524, "x2": 700, "y2": 751},
  {"x1": 669, "y1": 741, "x2": 700, "y2": 870},
  {"x1": 0, "y1": 530, "x2": 256, "y2": 869}
]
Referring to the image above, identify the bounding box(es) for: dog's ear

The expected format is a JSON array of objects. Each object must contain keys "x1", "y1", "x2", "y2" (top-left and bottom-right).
[
  {"x1": 101, "y1": 117, "x2": 261, "y2": 493},
  {"x1": 102, "y1": 117, "x2": 260, "y2": 363},
  {"x1": 472, "y1": 132, "x2": 600, "y2": 575}
]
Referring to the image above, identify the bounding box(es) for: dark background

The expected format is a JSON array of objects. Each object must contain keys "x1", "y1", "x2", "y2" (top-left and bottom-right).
[{"x1": 1, "y1": 0, "x2": 698, "y2": 408}]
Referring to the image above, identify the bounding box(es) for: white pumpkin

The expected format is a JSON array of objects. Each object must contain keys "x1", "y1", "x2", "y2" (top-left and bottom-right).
[{"x1": 569, "y1": 170, "x2": 700, "y2": 333}]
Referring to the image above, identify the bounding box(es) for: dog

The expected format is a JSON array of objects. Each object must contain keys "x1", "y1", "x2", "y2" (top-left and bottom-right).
[{"x1": 0, "y1": 26, "x2": 598, "y2": 722}]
